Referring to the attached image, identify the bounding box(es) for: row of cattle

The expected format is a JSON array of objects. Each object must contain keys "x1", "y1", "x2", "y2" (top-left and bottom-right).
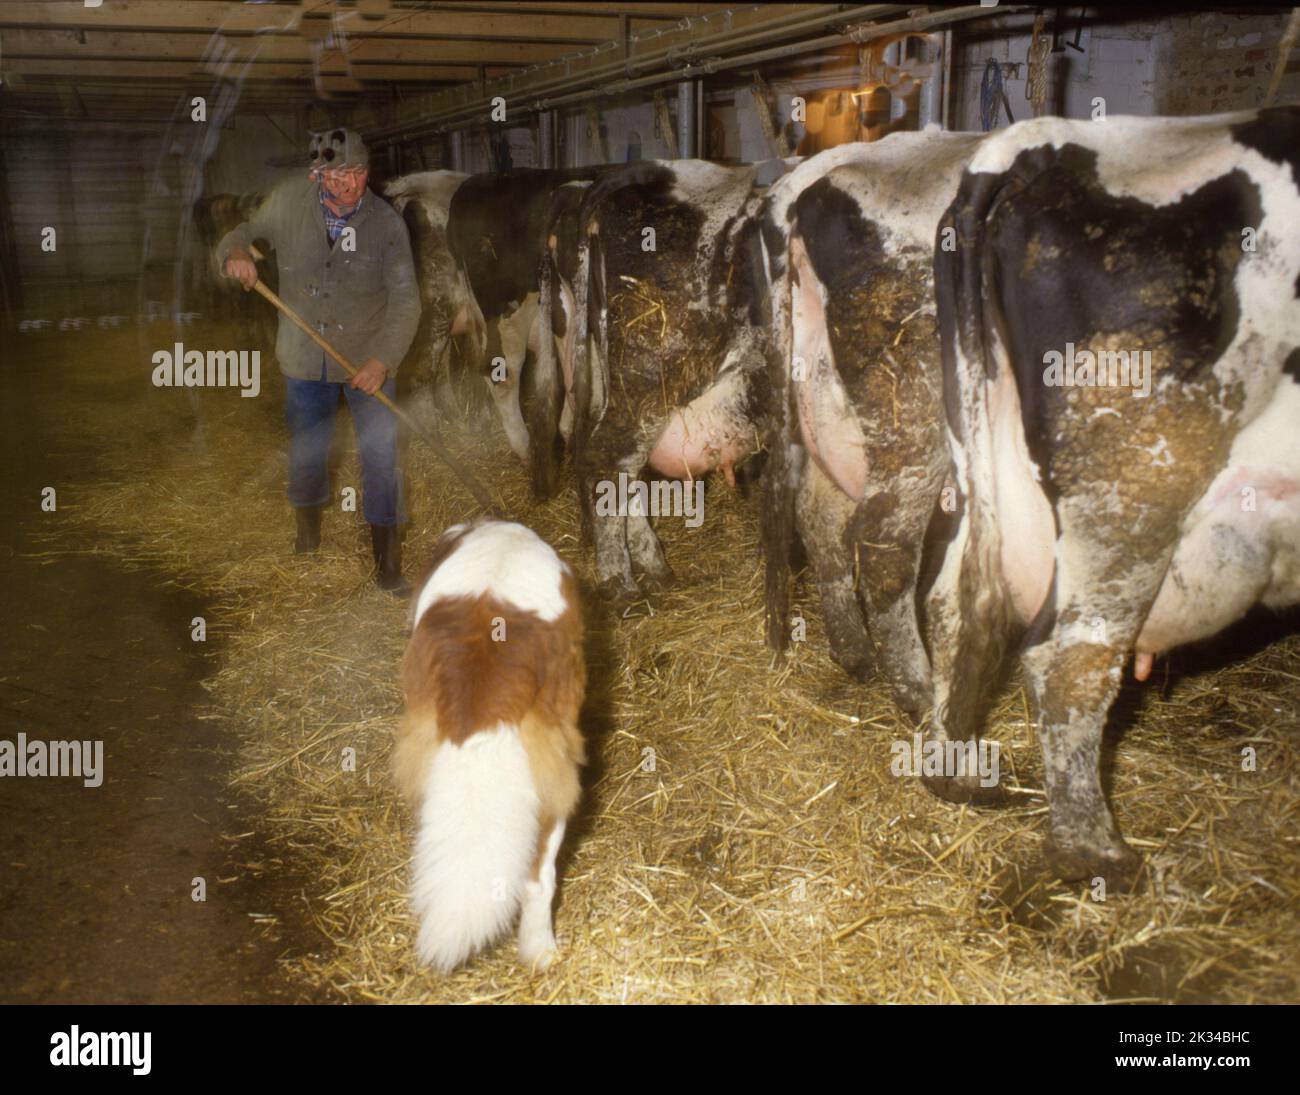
[{"x1": 236, "y1": 107, "x2": 1300, "y2": 890}]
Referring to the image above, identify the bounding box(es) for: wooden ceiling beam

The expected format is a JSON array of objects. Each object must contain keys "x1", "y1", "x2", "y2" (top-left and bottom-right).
[
  {"x1": 427, "y1": 3, "x2": 736, "y2": 14},
  {"x1": 1, "y1": 58, "x2": 516, "y2": 82},
  {"x1": 0, "y1": 29, "x2": 579, "y2": 65},
  {"x1": 1, "y1": 80, "x2": 316, "y2": 100},
  {"x1": 0, "y1": 2, "x2": 735, "y2": 39}
]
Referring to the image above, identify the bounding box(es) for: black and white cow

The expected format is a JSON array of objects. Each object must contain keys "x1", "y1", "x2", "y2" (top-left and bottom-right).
[
  {"x1": 762, "y1": 131, "x2": 986, "y2": 712},
  {"x1": 538, "y1": 160, "x2": 773, "y2": 603},
  {"x1": 928, "y1": 107, "x2": 1300, "y2": 887},
  {"x1": 526, "y1": 179, "x2": 592, "y2": 498},
  {"x1": 384, "y1": 170, "x2": 470, "y2": 388},
  {"x1": 448, "y1": 167, "x2": 612, "y2": 459}
]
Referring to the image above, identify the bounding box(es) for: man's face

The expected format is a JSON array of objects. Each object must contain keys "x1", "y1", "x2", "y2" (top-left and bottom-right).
[{"x1": 314, "y1": 164, "x2": 369, "y2": 210}]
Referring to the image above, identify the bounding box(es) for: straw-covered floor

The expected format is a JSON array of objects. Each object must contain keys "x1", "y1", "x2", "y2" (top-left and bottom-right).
[{"x1": 42, "y1": 326, "x2": 1300, "y2": 1003}]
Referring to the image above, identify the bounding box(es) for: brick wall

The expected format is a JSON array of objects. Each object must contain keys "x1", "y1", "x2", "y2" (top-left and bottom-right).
[{"x1": 950, "y1": 9, "x2": 1299, "y2": 130}]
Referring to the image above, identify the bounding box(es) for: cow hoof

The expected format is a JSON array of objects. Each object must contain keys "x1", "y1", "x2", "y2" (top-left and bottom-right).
[
  {"x1": 831, "y1": 651, "x2": 874, "y2": 682},
  {"x1": 826, "y1": 631, "x2": 875, "y2": 681},
  {"x1": 638, "y1": 568, "x2": 675, "y2": 596},
  {"x1": 891, "y1": 685, "x2": 931, "y2": 725},
  {"x1": 597, "y1": 576, "x2": 642, "y2": 609},
  {"x1": 1044, "y1": 838, "x2": 1145, "y2": 894},
  {"x1": 921, "y1": 773, "x2": 1012, "y2": 808}
]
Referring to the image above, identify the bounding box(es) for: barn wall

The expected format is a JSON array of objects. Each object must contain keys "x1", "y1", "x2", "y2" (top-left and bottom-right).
[
  {"x1": 1156, "y1": 11, "x2": 1300, "y2": 114},
  {"x1": 552, "y1": 101, "x2": 662, "y2": 166},
  {"x1": 204, "y1": 113, "x2": 302, "y2": 195},
  {"x1": 595, "y1": 101, "x2": 661, "y2": 162},
  {"x1": 3, "y1": 109, "x2": 303, "y2": 329},
  {"x1": 503, "y1": 124, "x2": 538, "y2": 168},
  {"x1": 950, "y1": 9, "x2": 1299, "y2": 130},
  {"x1": 5, "y1": 122, "x2": 181, "y2": 324}
]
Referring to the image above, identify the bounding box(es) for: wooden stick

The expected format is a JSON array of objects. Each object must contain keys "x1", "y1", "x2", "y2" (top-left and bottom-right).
[
  {"x1": 242, "y1": 245, "x2": 500, "y2": 516},
  {"x1": 1264, "y1": 8, "x2": 1300, "y2": 107}
]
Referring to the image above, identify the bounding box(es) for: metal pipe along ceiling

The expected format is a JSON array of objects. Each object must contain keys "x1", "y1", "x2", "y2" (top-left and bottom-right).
[
  {"x1": 369, "y1": 4, "x2": 909, "y2": 146},
  {"x1": 370, "y1": 4, "x2": 1023, "y2": 148}
]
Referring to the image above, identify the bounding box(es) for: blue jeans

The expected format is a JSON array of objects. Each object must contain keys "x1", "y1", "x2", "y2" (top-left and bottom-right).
[{"x1": 284, "y1": 364, "x2": 405, "y2": 528}]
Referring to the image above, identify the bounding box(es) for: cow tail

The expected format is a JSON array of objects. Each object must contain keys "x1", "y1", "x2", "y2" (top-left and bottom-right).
[
  {"x1": 761, "y1": 387, "x2": 799, "y2": 660},
  {"x1": 761, "y1": 222, "x2": 797, "y2": 659},
  {"x1": 528, "y1": 245, "x2": 565, "y2": 500},
  {"x1": 570, "y1": 223, "x2": 604, "y2": 547},
  {"x1": 931, "y1": 175, "x2": 1017, "y2": 744},
  {"x1": 456, "y1": 260, "x2": 488, "y2": 372}
]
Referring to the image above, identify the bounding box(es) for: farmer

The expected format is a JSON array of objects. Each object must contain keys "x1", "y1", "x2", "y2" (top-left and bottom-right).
[{"x1": 217, "y1": 127, "x2": 420, "y2": 595}]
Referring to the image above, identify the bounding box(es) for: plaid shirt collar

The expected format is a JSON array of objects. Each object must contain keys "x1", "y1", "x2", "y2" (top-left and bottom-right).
[{"x1": 318, "y1": 186, "x2": 363, "y2": 243}]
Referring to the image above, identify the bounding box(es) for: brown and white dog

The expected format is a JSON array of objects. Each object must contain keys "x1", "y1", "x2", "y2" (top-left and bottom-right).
[{"x1": 394, "y1": 519, "x2": 585, "y2": 972}]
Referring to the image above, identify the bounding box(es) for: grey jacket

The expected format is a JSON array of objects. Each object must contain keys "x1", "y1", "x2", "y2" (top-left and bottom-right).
[{"x1": 215, "y1": 175, "x2": 420, "y2": 381}]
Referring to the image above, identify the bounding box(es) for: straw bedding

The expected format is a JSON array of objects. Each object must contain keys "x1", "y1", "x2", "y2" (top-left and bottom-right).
[{"x1": 41, "y1": 326, "x2": 1300, "y2": 1003}]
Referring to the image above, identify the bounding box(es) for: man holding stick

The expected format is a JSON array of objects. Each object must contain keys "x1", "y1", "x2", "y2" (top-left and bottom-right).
[{"x1": 218, "y1": 127, "x2": 420, "y2": 594}]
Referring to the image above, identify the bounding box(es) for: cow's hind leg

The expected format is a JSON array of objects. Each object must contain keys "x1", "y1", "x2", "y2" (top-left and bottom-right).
[
  {"x1": 794, "y1": 458, "x2": 873, "y2": 680},
  {"x1": 1022, "y1": 625, "x2": 1145, "y2": 892},
  {"x1": 483, "y1": 315, "x2": 531, "y2": 461},
  {"x1": 587, "y1": 488, "x2": 637, "y2": 605},
  {"x1": 486, "y1": 370, "x2": 530, "y2": 461},
  {"x1": 921, "y1": 503, "x2": 1017, "y2": 809},
  {"x1": 579, "y1": 435, "x2": 643, "y2": 606},
  {"x1": 852, "y1": 468, "x2": 944, "y2": 724},
  {"x1": 626, "y1": 503, "x2": 674, "y2": 594},
  {"x1": 1019, "y1": 510, "x2": 1180, "y2": 891}
]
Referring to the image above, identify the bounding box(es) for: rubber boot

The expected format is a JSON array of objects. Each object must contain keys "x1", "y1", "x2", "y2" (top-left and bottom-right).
[
  {"x1": 370, "y1": 524, "x2": 410, "y2": 597},
  {"x1": 294, "y1": 505, "x2": 322, "y2": 554}
]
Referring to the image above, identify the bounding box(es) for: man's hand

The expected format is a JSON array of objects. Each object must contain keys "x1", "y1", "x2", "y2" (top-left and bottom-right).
[
  {"x1": 223, "y1": 248, "x2": 259, "y2": 290},
  {"x1": 350, "y1": 358, "x2": 388, "y2": 395}
]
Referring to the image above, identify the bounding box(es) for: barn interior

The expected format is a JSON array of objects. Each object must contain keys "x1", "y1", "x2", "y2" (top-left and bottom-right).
[{"x1": 1, "y1": 1, "x2": 1298, "y2": 1006}]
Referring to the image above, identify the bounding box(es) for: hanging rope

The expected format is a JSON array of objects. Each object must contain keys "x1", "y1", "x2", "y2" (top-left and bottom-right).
[
  {"x1": 980, "y1": 57, "x2": 1014, "y2": 131},
  {"x1": 1026, "y1": 12, "x2": 1050, "y2": 116}
]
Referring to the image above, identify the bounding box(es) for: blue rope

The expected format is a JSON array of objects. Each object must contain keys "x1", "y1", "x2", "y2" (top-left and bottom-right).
[{"x1": 980, "y1": 57, "x2": 1004, "y2": 131}]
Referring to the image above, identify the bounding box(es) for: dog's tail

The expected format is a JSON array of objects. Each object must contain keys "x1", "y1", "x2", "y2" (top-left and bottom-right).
[{"x1": 409, "y1": 722, "x2": 541, "y2": 973}]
